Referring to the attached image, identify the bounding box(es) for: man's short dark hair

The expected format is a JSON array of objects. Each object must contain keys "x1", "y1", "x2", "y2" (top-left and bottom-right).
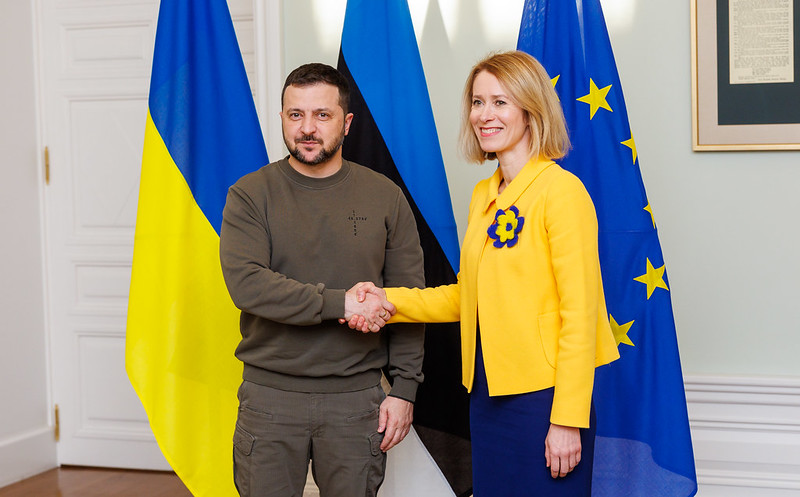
[{"x1": 282, "y1": 63, "x2": 351, "y2": 114}]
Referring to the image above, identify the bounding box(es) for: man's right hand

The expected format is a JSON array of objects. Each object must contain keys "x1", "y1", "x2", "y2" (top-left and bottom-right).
[{"x1": 344, "y1": 284, "x2": 394, "y2": 332}]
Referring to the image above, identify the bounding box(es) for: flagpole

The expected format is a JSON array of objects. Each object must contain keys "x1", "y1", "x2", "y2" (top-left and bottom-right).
[{"x1": 254, "y1": 0, "x2": 284, "y2": 156}]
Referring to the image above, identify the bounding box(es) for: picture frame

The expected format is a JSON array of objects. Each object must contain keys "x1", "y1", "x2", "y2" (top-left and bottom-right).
[{"x1": 691, "y1": 0, "x2": 800, "y2": 151}]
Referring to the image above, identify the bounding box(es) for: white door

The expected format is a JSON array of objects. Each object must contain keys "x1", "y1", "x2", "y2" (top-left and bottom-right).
[{"x1": 40, "y1": 0, "x2": 259, "y2": 470}]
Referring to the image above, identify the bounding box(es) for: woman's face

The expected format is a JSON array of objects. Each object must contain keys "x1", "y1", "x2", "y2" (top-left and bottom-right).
[{"x1": 469, "y1": 70, "x2": 530, "y2": 160}]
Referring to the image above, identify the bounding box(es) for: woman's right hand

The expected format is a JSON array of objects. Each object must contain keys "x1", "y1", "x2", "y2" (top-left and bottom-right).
[
  {"x1": 340, "y1": 282, "x2": 393, "y2": 332},
  {"x1": 354, "y1": 281, "x2": 386, "y2": 303}
]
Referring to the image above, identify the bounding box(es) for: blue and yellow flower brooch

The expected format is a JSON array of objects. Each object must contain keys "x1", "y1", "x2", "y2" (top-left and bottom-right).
[{"x1": 487, "y1": 206, "x2": 525, "y2": 248}]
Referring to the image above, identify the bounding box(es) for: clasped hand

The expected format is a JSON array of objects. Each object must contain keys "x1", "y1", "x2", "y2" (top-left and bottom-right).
[{"x1": 342, "y1": 282, "x2": 393, "y2": 332}]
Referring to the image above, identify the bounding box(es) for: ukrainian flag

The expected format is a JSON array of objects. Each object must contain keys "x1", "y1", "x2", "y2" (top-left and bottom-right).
[
  {"x1": 126, "y1": 1, "x2": 268, "y2": 495},
  {"x1": 517, "y1": 1, "x2": 697, "y2": 495}
]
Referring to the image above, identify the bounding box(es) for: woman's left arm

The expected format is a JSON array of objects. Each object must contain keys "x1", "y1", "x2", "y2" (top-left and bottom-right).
[
  {"x1": 541, "y1": 172, "x2": 603, "y2": 477},
  {"x1": 545, "y1": 172, "x2": 602, "y2": 429}
]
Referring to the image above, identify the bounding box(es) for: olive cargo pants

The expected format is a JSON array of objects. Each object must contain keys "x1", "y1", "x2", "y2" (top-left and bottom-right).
[{"x1": 233, "y1": 381, "x2": 387, "y2": 497}]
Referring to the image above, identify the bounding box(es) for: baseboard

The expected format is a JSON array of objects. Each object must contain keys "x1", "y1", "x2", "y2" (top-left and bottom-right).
[
  {"x1": 0, "y1": 425, "x2": 58, "y2": 488},
  {"x1": 685, "y1": 375, "x2": 800, "y2": 496}
]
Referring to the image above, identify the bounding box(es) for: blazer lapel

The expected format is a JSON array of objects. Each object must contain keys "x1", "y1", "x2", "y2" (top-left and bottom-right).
[{"x1": 495, "y1": 156, "x2": 555, "y2": 211}]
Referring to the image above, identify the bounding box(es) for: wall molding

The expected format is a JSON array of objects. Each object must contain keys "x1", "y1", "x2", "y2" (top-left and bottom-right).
[
  {"x1": 685, "y1": 375, "x2": 800, "y2": 495},
  {"x1": 0, "y1": 426, "x2": 58, "y2": 488}
]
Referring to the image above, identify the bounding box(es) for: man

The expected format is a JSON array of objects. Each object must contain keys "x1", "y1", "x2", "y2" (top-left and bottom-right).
[{"x1": 219, "y1": 63, "x2": 425, "y2": 497}]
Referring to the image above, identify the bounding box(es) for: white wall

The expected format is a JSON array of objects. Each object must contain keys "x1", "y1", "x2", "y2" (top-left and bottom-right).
[
  {"x1": 0, "y1": 0, "x2": 57, "y2": 487},
  {"x1": 282, "y1": 0, "x2": 800, "y2": 380}
]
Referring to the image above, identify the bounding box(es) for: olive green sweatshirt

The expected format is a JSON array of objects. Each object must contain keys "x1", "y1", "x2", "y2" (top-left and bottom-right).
[{"x1": 220, "y1": 157, "x2": 425, "y2": 401}]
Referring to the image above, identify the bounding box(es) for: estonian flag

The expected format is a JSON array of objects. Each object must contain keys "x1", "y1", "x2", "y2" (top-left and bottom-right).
[
  {"x1": 126, "y1": 1, "x2": 268, "y2": 495},
  {"x1": 517, "y1": 1, "x2": 698, "y2": 495},
  {"x1": 338, "y1": 1, "x2": 472, "y2": 496}
]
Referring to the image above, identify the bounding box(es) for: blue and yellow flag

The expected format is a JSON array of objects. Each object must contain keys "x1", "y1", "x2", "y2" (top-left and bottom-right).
[
  {"x1": 517, "y1": 1, "x2": 697, "y2": 495},
  {"x1": 338, "y1": 1, "x2": 471, "y2": 495},
  {"x1": 126, "y1": 1, "x2": 268, "y2": 495}
]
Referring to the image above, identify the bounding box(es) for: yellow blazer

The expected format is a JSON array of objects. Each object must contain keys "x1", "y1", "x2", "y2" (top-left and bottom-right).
[{"x1": 386, "y1": 157, "x2": 619, "y2": 428}]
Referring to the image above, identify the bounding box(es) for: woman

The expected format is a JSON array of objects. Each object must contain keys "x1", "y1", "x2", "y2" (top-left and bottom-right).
[{"x1": 350, "y1": 51, "x2": 619, "y2": 496}]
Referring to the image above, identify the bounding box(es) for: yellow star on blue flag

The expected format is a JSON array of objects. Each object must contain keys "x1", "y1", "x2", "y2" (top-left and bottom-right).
[
  {"x1": 633, "y1": 257, "x2": 669, "y2": 299},
  {"x1": 621, "y1": 135, "x2": 637, "y2": 164},
  {"x1": 644, "y1": 203, "x2": 655, "y2": 228},
  {"x1": 609, "y1": 315, "x2": 635, "y2": 347},
  {"x1": 577, "y1": 78, "x2": 613, "y2": 119}
]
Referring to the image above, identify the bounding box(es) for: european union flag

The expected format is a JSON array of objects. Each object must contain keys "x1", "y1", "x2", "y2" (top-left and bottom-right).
[{"x1": 517, "y1": 1, "x2": 698, "y2": 495}]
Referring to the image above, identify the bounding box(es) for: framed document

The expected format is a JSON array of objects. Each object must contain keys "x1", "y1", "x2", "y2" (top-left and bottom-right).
[{"x1": 691, "y1": 0, "x2": 800, "y2": 150}]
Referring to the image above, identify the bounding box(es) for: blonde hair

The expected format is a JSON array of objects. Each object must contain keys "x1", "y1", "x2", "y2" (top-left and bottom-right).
[{"x1": 459, "y1": 51, "x2": 570, "y2": 163}]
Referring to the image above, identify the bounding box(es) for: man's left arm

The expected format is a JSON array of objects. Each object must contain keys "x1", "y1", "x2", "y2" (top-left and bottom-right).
[{"x1": 378, "y1": 190, "x2": 425, "y2": 452}]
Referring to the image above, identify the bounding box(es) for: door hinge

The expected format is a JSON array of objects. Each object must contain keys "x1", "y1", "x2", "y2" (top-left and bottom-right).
[
  {"x1": 44, "y1": 146, "x2": 51, "y2": 185},
  {"x1": 54, "y1": 404, "x2": 60, "y2": 442}
]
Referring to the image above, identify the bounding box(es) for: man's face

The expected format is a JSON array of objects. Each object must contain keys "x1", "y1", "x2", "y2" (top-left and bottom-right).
[{"x1": 281, "y1": 83, "x2": 353, "y2": 169}]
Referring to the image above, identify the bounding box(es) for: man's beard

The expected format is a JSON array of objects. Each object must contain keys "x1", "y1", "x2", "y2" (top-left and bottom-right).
[{"x1": 285, "y1": 128, "x2": 346, "y2": 166}]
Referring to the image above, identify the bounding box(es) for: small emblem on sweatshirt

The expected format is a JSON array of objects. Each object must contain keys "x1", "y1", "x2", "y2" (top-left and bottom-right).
[{"x1": 348, "y1": 210, "x2": 367, "y2": 236}]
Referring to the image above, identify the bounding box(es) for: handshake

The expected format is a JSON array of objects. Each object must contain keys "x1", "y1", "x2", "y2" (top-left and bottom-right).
[{"x1": 341, "y1": 282, "x2": 393, "y2": 333}]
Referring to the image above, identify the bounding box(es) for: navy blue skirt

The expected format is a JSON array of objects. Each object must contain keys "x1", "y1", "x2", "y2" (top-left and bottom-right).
[{"x1": 470, "y1": 337, "x2": 596, "y2": 496}]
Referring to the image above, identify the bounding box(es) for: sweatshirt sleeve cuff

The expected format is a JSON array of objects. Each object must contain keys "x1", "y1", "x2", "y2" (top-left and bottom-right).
[
  {"x1": 320, "y1": 287, "x2": 346, "y2": 321},
  {"x1": 387, "y1": 377, "x2": 419, "y2": 403}
]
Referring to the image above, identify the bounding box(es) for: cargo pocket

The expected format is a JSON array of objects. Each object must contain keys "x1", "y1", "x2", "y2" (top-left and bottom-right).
[
  {"x1": 233, "y1": 423, "x2": 255, "y2": 496},
  {"x1": 366, "y1": 432, "x2": 387, "y2": 497}
]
